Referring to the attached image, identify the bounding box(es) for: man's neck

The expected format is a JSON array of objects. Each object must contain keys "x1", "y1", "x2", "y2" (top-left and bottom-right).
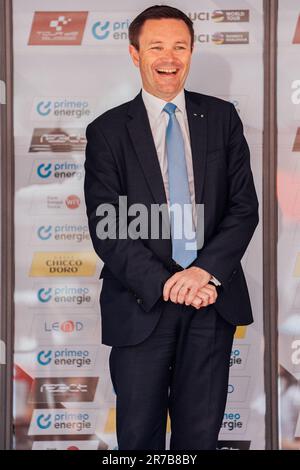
[{"x1": 142, "y1": 86, "x2": 184, "y2": 102}]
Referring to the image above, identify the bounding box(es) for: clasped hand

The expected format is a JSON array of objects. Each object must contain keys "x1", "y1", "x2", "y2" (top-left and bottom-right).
[{"x1": 163, "y1": 266, "x2": 218, "y2": 309}]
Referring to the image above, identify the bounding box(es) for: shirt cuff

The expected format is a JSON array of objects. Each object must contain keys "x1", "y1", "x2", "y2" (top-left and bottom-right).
[{"x1": 210, "y1": 275, "x2": 221, "y2": 286}]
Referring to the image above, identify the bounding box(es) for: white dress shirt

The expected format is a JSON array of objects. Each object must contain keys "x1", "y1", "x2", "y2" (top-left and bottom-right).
[{"x1": 141, "y1": 87, "x2": 221, "y2": 286}]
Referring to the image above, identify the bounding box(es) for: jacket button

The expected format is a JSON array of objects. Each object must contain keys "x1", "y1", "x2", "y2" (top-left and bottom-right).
[{"x1": 136, "y1": 298, "x2": 143, "y2": 304}]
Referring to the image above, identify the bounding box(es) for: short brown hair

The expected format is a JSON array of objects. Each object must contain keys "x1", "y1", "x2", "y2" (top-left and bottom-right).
[{"x1": 128, "y1": 5, "x2": 194, "y2": 51}]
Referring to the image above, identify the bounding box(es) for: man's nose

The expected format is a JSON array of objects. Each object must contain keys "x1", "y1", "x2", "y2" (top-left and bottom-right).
[{"x1": 161, "y1": 49, "x2": 176, "y2": 60}]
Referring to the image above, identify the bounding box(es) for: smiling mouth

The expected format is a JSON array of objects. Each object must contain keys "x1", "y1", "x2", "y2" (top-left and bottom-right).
[{"x1": 155, "y1": 67, "x2": 179, "y2": 75}]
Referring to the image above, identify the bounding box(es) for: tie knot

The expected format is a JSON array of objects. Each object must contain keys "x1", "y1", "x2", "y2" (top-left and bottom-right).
[{"x1": 163, "y1": 102, "x2": 177, "y2": 116}]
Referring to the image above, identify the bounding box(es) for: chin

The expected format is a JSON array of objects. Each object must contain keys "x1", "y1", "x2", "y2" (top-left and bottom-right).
[{"x1": 161, "y1": 86, "x2": 180, "y2": 95}]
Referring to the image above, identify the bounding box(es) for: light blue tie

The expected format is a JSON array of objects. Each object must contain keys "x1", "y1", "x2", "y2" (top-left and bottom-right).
[{"x1": 163, "y1": 102, "x2": 198, "y2": 268}]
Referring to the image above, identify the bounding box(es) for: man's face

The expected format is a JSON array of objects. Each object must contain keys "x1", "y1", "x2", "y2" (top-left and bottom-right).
[{"x1": 129, "y1": 18, "x2": 193, "y2": 101}]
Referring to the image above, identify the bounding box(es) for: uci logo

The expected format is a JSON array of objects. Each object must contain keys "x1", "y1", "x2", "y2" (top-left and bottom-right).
[{"x1": 37, "y1": 350, "x2": 52, "y2": 365}]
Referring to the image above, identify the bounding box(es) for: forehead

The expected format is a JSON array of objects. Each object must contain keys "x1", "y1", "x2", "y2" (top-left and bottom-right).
[{"x1": 139, "y1": 18, "x2": 191, "y2": 43}]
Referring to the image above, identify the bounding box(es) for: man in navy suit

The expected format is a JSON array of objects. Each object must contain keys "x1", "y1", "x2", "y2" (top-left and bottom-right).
[{"x1": 84, "y1": 5, "x2": 259, "y2": 450}]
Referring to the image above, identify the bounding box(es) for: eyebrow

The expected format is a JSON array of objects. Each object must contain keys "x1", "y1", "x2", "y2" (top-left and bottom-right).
[{"x1": 148, "y1": 40, "x2": 189, "y2": 45}]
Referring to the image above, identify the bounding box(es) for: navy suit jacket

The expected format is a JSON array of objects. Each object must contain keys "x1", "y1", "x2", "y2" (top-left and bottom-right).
[{"x1": 84, "y1": 89, "x2": 259, "y2": 346}]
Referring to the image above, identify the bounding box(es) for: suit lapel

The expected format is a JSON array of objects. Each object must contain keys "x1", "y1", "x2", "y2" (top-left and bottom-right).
[
  {"x1": 127, "y1": 90, "x2": 168, "y2": 207},
  {"x1": 184, "y1": 89, "x2": 208, "y2": 205},
  {"x1": 126, "y1": 88, "x2": 208, "y2": 210}
]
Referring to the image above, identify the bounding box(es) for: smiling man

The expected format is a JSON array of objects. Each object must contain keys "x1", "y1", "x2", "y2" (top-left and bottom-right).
[{"x1": 84, "y1": 5, "x2": 259, "y2": 450}]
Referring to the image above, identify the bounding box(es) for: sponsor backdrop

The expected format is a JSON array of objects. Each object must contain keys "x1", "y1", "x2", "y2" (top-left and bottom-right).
[
  {"x1": 277, "y1": 0, "x2": 300, "y2": 450},
  {"x1": 13, "y1": 0, "x2": 264, "y2": 450}
]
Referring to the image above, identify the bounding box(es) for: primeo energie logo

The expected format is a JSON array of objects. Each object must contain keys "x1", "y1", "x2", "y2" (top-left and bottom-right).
[
  {"x1": 35, "y1": 161, "x2": 84, "y2": 181},
  {"x1": 36, "y1": 285, "x2": 93, "y2": 306},
  {"x1": 37, "y1": 350, "x2": 52, "y2": 365},
  {"x1": 29, "y1": 409, "x2": 97, "y2": 435},
  {"x1": 36, "y1": 224, "x2": 90, "y2": 243},
  {"x1": 36, "y1": 347, "x2": 97, "y2": 369},
  {"x1": 221, "y1": 409, "x2": 249, "y2": 433},
  {"x1": 36, "y1": 411, "x2": 91, "y2": 432},
  {"x1": 34, "y1": 98, "x2": 92, "y2": 120},
  {"x1": 37, "y1": 413, "x2": 52, "y2": 429},
  {"x1": 37, "y1": 287, "x2": 52, "y2": 302},
  {"x1": 92, "y1": 20, "x2": 110, "y2": 39},
  {"x1": 91, "y1": 18, "x2": 130, "y2": 41}
]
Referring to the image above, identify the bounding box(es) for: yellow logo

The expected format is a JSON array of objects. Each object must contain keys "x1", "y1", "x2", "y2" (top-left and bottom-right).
[
  {"x1": 293, "y1": 253, "x2": 300, "y2": 277},
  {"x1": 234, "y1": 326, "x2": 247, "y2": 339},
  {"x1": 29, "y1": 251, "x2": 97, "y2": 277},
  {"x1": 104, "y1": 408, "x2": 171, "y2": 433}
]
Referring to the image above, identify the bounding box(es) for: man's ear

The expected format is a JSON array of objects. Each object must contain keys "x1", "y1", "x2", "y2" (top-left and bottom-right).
[{"x1": 129, "y1": 44, "x2": 140, "y2": 67}]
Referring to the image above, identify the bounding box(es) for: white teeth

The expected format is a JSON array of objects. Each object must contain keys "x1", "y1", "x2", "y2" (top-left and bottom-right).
[{"x1": 156, "y1": 68, "x2": 177, "y2": 73}]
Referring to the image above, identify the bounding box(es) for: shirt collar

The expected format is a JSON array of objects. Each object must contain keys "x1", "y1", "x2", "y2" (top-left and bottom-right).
[{"x1": 141, "y1": 87, "x2": 186, "y2": 122}]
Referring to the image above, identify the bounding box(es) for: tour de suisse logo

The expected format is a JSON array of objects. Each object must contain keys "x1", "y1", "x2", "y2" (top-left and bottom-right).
[
  {"x1": 28, "y1": 12, "x2": 88, "y2": 45},
  {"x1": 28, "y1": 11, "x2": 131, "y2": 45},
  {"x1": 293, "y1": 14, "x2": 300, "y2": 43}
]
